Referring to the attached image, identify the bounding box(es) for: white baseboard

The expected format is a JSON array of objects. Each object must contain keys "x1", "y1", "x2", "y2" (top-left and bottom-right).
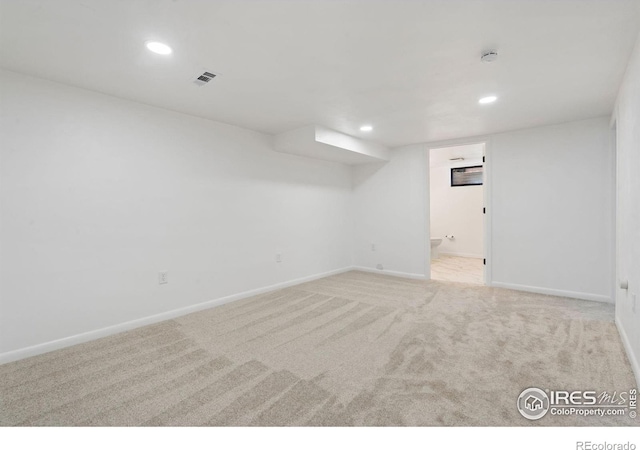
[
  {"x1": 439, "y1": 252, "x2": 484, "y2": 259},
  {"x1": 491, "y1": 281, "x2": 612, "y2": 303},
  {"x1": 352, "y1": 266, "x2": 426, "y2": 280},
  {"x1": 0, "y1": 266, "x2": 353, "y2": 365},
  {"x1": 1, "y1": 267, "x2": 615, "y2": 365},
  {"x1": 615, "y1": 316, "x2": 640, "y2": 389}
]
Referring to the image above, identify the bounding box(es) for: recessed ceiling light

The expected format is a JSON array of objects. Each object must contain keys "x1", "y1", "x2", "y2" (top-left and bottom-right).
[
  {"x1": 145, "y1": 41, "x2": 172, "y2": 55},
  {"x1": 479, "y1": 96, "x2": 497, "y2": 104},
  {"x1": 360, "y1": 125, "x2": 373, "y2": 131}
]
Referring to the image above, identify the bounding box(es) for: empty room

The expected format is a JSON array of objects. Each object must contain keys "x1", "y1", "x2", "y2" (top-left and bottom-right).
[{"x1": 1, "y1": 0, "x2": 639, "y2": 445}]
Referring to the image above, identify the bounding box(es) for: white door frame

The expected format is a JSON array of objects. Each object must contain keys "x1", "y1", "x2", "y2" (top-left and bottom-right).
[{"x1": 423, "y1": 137, "x2": 493, "y2": 285}]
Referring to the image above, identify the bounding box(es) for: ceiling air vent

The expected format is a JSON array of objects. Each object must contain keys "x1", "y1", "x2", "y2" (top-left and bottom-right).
[{"x1": 193, "y1": 71, "x2": 216, "y2": 86}]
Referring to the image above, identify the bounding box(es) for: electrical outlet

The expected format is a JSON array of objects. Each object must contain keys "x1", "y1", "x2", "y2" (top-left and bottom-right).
[
  {"x1": 276, "y1": 253, "x2": 282, "y2": 263},
  {"x1": 371, "y1": 244, "x2": 376, "y2": 251},
  {"x1": 158, "y1": 271, "x2": 168, "y2": 285},
  {"x1": 376, "y1": 264, "x2": 383, "y2": 270}
]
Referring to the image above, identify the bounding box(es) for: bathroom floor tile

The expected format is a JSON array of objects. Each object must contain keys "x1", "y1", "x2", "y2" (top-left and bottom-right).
[{"x1": 431, "y1": 255, "x2": 484, "y2": 284}]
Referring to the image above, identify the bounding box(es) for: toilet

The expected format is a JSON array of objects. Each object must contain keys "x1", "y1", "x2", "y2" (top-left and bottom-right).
[{"x1": 430, "y1": 237, "x2": 443, "y2": 259}]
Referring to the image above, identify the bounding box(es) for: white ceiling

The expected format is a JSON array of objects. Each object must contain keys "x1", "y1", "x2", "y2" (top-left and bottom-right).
[{"x1": 1, "y1": 0, "x2": 639, "y2": 148}]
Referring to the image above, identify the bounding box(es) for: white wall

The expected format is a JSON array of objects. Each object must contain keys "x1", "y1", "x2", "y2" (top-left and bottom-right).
[
  {"x1": 430, "y1": 160, "x2": 484, "y2": 258},
  {"x1": 352, "y1": 145, "x2": 428, "y2": 279},
  {"x1": 490, "y1": 117, "x2": 614, "y2": 302},
  {"x1": 0, "y1": 69, "x2": 353, "y2": 358},
  {"x1": 613, "y1": 31, "x2": 640, "y2": 386},
  {"x1": 353, "y1": 117, "x2": 614, "y2": 302}
]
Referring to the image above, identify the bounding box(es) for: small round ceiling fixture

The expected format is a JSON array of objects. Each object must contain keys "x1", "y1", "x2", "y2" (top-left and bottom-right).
[
  {"x1": 479, "y1": 96, "x2": 497, "y2": 104},
  {"x1": 146, "y1": 41, "x2": 172, "y2": 55},
  {"x1": 481, "y1": 51, "x2": 498, "y2": 63},
  {"x1": 360, "y1": 125, "x2": 373, "y2": 132}
]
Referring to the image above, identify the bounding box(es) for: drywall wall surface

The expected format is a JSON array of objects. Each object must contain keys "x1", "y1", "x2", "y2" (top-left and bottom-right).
[
  {"x1": 490, "y1": 117, "x2": 614, "y2": 301},
  {"x1": 0, "y1": 69, "x2": 353, "y2": 355},
  {"x1": 613, "y1": 31, "x2": 640, "y2": 385},
  {"x1": 352, "y1": 144, "x2": 428, "y2": 278}
]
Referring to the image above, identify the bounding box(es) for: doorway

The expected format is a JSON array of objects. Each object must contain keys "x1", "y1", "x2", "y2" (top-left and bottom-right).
[{"x1": 428, "y1": 143, "x2": 487, "y2": 284}]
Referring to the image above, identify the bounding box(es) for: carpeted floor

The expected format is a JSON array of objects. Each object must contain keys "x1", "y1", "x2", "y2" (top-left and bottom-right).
[{"x1": 0, "y1": 270, "x2": 636, "y2": 426}]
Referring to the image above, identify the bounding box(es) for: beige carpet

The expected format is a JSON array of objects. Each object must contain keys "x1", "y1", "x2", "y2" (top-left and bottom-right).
[{"x1": 0, "y1": 271, "x2": 636, "y2": 426}]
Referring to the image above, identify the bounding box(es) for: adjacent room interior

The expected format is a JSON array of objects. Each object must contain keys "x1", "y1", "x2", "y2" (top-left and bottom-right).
[
  {"x1": 0, "y1": 0, "x2": 639, "y2": 429},
  {"x1": 429, "y1": 143, "x2": 486, "y2": 285}
]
